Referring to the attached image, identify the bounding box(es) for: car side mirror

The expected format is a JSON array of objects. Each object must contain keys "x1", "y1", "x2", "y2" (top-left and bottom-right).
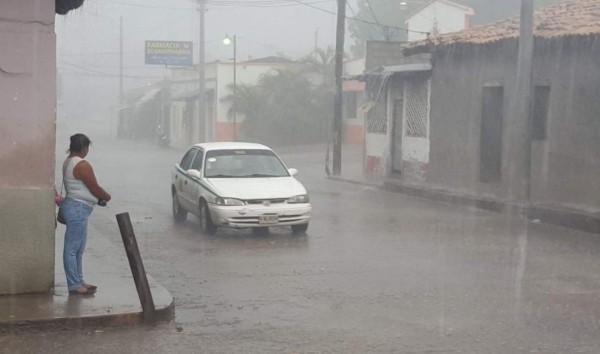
[
  {"x1": 187, "y1": 169, "x2": 201, "y2": 179},
  {"x1": 288, "y1": 168, "x2": 298, "y2": 176}
]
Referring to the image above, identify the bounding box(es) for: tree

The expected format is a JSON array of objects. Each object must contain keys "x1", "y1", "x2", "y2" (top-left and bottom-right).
[
  {"x1": 220, "y1": 69, "x2": 333, "y2": 146},
  {"x1": 348, "y1": 0, "x2": 417, "y2": 57},
  {"x1": 221, "y1": 83, "x2": 263, "y2": 122},
  {"x1": 299, "y1": 46, "x2": 336, "y2": 89}
]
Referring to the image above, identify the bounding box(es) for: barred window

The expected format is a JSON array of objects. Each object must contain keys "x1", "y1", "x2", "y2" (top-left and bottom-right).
[
  {"x1": 405, "y1": 78, "x2": 429, "y2": 138},
  {"x1": 366, "y1": 95, "x2": 387, "y2": 134}
]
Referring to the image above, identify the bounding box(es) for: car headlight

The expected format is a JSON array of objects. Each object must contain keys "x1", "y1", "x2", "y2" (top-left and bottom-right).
[
  {"x1": 287, "y1": 194, "x2": 310, "y2": 204},
  {"x1": 215, "y1": 197, "x2": 245, "y2": 206}
]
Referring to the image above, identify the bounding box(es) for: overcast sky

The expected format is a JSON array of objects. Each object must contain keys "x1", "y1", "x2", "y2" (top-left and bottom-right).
[{"x1": 56, "y1": 0, "x2": 345, "y2": 120}]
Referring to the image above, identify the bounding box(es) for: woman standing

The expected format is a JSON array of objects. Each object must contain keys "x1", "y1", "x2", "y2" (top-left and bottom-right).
[{"x1": 61, "y1": 134, "x2": 111, "y2": 295}]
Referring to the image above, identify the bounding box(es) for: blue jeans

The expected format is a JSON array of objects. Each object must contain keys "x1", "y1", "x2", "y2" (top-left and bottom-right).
[{"x1": 61, "y1": 198, "x2": 93, "y2": 291}]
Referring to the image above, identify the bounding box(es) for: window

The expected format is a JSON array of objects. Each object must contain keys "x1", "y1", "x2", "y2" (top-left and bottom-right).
[
  {"x1": 531, "y1": 86, "x2": 550, "y2": 141},
  {"x1": 366, "y1": 97, "x2": 387, "y2": 134},
  {"x1": 190, "y1": 150, "x2": 204, "y2": 171},
  {"x1": 179, "y1": 148, "x2": 197, "y2": 170},
  {"x1": 204, "y1": 149, "x2": 289, "y2": 178},
  {"x1": 405, "y1": 77, "x2": 429, "y2": 138},
  {"x1": 479, "y1": 86, "x2": 504, "y2": 183}
]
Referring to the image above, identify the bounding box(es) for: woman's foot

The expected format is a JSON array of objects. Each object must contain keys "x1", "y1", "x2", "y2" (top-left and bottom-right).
[
  {"x1": 69, "y1": 286, "x2": 96, "y2": 295},
  {"x1": 83, "y1": 283, "x2": 97, "y2": 291}
]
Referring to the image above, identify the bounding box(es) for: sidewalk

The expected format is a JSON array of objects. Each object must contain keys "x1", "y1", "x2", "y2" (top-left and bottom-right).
[
  {"x1": 328, "y1": 143, "x2": 383, "y2": 187},
  {"x1": 0, "y1": 223, "x2": 174, "y2": 333},
  {"x1": 327, "y1": 144, "x2": 600, "y2": 235}
]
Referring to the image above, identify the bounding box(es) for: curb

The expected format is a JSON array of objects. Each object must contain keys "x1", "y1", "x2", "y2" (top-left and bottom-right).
[
  {"x1": 326, "y1": 175, "x2": 382, "y2": 188},
  {"x1": 0, "y1": 298, "x2": 174, "y2": 334},
  {"x1": 328, "y1": 175, "x2": 600, "y2": 235}
]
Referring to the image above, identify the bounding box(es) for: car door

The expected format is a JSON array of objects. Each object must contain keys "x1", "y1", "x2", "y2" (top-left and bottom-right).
[
  {"x1": 186, "y1": 148, "x2": 204, "y2": 215},
  {"x1": 175, "y1": 148, "x2": 197, "y2": 211}
]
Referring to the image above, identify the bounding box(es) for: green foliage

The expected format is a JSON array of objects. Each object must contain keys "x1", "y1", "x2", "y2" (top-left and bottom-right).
[
  {"x1": 221, "y1": 68, "x2": 333, "y2": 146},
  {"x1": 299, "y1": 46, "x2": 336, "y2": 88}
]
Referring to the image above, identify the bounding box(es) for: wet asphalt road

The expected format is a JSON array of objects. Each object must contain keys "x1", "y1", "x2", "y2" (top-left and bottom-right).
[{"x1": 3, "y1": 134, "x2": 600, "y2": 353}]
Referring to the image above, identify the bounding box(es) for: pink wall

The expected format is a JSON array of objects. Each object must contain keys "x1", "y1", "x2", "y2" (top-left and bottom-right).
[
  {"x1": 0, "y1": 0, "x2": 56, "y2": 188},
  {"x1": 0, "y1": 0, "x2": 57, "y2": 295}
]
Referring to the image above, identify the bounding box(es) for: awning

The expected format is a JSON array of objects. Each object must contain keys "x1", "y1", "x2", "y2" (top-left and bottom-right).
[
  {"x1": 382, "y1": 62, "x2": 432, "y2": 73},
  {"x1": 358, "y1": 54, "x2": 432, "y2": 113},
  {"x1": 170, "y1": 90, "x2": 199, "y2": 101},
  {"x1": 133, "y1": 88, "x2": 164, "y2": 114},
  {"x1": 136, "y1": 88, "x2": 162, "y2": 106}
]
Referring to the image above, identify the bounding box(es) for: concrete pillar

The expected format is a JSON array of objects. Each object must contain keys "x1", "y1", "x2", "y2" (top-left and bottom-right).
[{"x1": 0, "y1": 0, "x2": 57, "y2": 295}]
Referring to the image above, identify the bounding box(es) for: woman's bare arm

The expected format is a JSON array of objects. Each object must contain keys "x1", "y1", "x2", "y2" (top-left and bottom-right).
[{"x1": 73, "y1": 161, "x2": 112, "y2": 201}]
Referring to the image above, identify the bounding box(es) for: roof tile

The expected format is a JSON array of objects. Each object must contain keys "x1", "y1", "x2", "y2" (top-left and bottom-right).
[{"x1": 406, "y1": 0, "x2": 600, "y2": 51}]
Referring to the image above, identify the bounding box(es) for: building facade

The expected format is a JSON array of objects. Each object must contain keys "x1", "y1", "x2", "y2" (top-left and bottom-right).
[
  {"x1": 0, "y1": 1, "x2": 80, "y2": 295},
  {"x1": 364, "y1": 0, "x2": 600, "y2": 221},
  {"x1": 168, "y1": 58, "x2": 296, "y2": 148}
]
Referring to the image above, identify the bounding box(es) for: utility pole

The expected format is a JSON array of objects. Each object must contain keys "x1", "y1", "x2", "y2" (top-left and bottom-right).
[
  {"x1": 508, "y1": 0, "x2": 534, "y2": 208},
  {"x1": 233, "y1": 35, "x2": 237, "y2": 141},
  {"x1": 509, "y1": 1, "x2": 535, "y2": 321},
  {"x1": 333, "y1": 0, "x2": 346, "y2": 176},
  {"x1": 117, "y1": 16, "x2": 124, "y2": 138},
  {"x1": 198, "y1": 0, "x2": 208, "y2": 143}
]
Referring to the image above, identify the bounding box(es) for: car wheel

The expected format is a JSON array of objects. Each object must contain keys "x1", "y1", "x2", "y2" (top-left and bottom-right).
[
  {"x1": 252, "y1": 227, "x2": 269, "y2": 236},
  {"x1": 199, "y1": 200, "x2": 217, "y2": 235},
  {"x1": 172, "y1": 192, "x2": 187, "y2": 223},
  {"x1": 291, "y1": 223, "x2": 308, "y2": 234}
]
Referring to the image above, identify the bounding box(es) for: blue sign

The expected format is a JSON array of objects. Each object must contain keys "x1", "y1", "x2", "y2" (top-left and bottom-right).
[{"x1": 145, "y1": 41, "x2": 193, "y2": 66}]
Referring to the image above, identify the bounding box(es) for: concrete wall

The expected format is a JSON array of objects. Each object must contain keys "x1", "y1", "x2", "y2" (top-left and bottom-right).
[
  {"x1": 425, "y1": 41, "x2": 517, "y2": 198},
  {"x1": 0, "y1": 0, "x2": 56, "y2": 294},
  {"x1": 529, "y1": 38, "x2": 600, "y2": 213},
  {"x1": 365, "y1": 41, "x2": 406, "y2": 71},
  {"x1": 415, "y1": 38, "x2": 600, "y2": 214}
]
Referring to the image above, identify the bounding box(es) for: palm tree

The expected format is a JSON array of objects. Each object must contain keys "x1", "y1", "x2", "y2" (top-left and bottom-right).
[
  {"x1": 220, "y1": 83, "x2": 262, "y2": 121},
  {"x1": 300, "y1": 46, "x2": 336, "y2": 88},
  {"x1": 220, "y1": 69, "x2": 331, "y2": 145}
]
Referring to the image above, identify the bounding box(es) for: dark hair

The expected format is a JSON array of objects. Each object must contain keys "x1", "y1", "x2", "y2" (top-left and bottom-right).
[{"x1": 68, "y1": 133, "x2": 92, "y2": 153}]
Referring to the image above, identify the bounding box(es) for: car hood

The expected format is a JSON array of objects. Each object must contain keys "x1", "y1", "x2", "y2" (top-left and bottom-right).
[{"x1": 206, "y1": 177, "x2": 307, "y2": 200}]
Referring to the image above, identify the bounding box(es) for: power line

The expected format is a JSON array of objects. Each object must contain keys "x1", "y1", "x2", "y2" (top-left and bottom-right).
[
  {"x1": 101, "y1": 0, "x2": 332, "y2": 10},
  {"x1": 288, "y1": 0, "x2": 429, "y2": 35},
  {"x1": 207, "y1": 0, "x2": 331, "y2": 7},
  {"x1": 367, "y1": 0, "x2": 406, "y2": 40},
  {"x1": 235, "y1": 35, "x2": 306, "y2": 56},
  {"x1": 59, "y1": 38, "x2": 222, "y2": 57},
  {"x1": 101, "y1": 0, "x2": 194, "y2": 10},
  {"x1": 346, "y1": 0, "x2": 372, "y2": 39},
  {"x1": 58, "y1": 60, "x2": 164, "y2": 79}
]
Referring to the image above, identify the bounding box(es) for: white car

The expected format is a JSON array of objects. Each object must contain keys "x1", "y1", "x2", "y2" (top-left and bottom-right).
[{"x1": 171, "y1": 142, "x2": 311, "y2": 234}]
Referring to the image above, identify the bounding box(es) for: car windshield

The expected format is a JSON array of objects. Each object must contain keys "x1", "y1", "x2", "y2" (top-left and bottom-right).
[{"x1": 204, "y1": 149, "x2": 289, "y2": 178}]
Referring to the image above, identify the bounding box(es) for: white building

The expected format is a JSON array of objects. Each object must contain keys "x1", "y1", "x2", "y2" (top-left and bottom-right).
[
  {"x1": 168, "y1": 57, "x2": 295, "y2": 148},
  {"x1": 343, "y1": 57, "x2": 366, "y2": 145},
  {"x1": 405, "y1": 0, "x2": 475, "y2": 42}
]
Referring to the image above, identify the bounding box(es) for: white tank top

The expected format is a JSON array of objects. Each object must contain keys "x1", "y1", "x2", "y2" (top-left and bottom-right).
[{"x1": 63, "y1": 156, "x2": 97, "y2": 206}]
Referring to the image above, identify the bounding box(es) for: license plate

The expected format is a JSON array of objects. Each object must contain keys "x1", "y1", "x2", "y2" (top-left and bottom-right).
[{"x1": 259, "y1": 214, "x2": 278, "y2": 224}]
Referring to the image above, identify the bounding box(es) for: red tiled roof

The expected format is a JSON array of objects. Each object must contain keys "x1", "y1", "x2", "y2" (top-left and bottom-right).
[{"x1": 405, "y1": 0, "x2": 600, "y2": 52}]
